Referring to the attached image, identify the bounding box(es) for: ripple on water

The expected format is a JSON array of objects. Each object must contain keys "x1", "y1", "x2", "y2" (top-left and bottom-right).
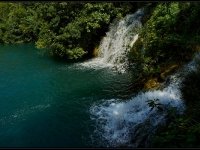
[{"x1": 0, "y1": 104, "x2": 51, "y2": 126}]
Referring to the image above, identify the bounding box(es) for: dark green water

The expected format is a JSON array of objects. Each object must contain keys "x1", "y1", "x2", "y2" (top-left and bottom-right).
[{"x1": 0, "y1": 44, "x2": 133, "y2": 148}]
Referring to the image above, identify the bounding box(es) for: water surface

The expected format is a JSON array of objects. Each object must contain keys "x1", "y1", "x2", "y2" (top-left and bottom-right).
[{"x1": 0, "y1": 44, "x2": 133, "y2": 147}]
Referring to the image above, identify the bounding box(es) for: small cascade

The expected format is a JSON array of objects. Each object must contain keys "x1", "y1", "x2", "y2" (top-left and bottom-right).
[
  {"x1": 80, "y1": 9, "x2": 144, "y2": 73},
  {"x1": 90, "y1": 53, "x2": 200, "y2": 147}
]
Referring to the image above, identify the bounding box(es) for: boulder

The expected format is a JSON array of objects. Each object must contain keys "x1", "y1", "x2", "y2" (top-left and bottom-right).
[
  {"x1": 160, "y1": 64, "x2": 179, "y2": 80},
  {"x1": 144, "y1": 78, "x2": 160, "y2": 90}
]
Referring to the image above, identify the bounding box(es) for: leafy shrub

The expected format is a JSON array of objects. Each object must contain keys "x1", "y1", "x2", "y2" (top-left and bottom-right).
[{"x1": 0, "y1": 2, "x2": 137, "y2": 60}]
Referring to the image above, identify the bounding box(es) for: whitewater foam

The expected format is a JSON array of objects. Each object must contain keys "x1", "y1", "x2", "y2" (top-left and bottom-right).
[
  {"x1": 79, "y1": 9, "x2": 144, "y2": 73},
  {"x1": 90, "y1": 53, "x2": 200, "y2": 147},
  {"x1": 90, "y1": 82, "x2": 184, "y2": 147}
]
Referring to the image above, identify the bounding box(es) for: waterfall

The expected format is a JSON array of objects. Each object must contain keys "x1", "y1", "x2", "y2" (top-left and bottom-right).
[
  {"x1": 79, "y1": 9, "x2": 144, "y2": 73},
  {"x1": 90, "y1": 53, "x2": 200, "y2": 147}
]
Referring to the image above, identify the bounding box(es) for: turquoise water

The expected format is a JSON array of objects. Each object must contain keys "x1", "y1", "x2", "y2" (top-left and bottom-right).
[{"x1": 0, "y1": 44, "x2": 133, "y2": 148}]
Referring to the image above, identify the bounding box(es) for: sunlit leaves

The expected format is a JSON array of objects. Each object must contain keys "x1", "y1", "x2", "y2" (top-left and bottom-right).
[{"x1": 0, "y1": 2, "x2": 137, "y2": 60}]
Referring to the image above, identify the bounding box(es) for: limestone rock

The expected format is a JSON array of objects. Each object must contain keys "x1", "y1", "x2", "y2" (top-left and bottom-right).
[
  {"x1": 92, "y1": 47, "x2": 100, "y2": 57},
  {"x1": 144, "y1": 78, "x2": 160, "y2": 90},
  {"x1": 160, "y1": 64, "x2": 179, "y2": 80}
]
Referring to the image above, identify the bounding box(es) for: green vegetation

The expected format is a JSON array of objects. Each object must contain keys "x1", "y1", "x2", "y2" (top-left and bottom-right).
[
  {"x1": 0, "y1": 2, "x2": 139, "y2": 60},
  {"x1": 129, "y1": 2, "x2": 200, "y2": 79},
  {"x1": 150, "y1": 62, "x2": 200, "y2": 148},
  {"x1": 1, "y1": 1, "x2": 200, "y2": 148},
  {"x1": 131, "y1": 2, "x2": 200, "y2": 148}
]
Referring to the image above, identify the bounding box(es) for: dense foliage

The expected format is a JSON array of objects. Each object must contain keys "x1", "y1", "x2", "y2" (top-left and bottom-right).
[
  {"x1": 1, "y1": 1, "x2": 200, "y2": 148},
  {"x1": 0, "y1": 2, "x2": 139, "y2": 60},
  {"x1": 131, "y1": 2, "x2": 200, "y2": 148},
  {"x1": 126, "y1": 2, "x2": 200, "y2": 148},
  {"x1": 151, "y1": 61, "x2": 200, "y2": 148},
  {"x1": 129, "y1": 2, "x2": 200, "y2": 78}
]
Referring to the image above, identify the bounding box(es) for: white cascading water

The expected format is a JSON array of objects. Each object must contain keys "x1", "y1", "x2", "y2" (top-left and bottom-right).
[
  {"x1": 90, "y1": 51, "x2": 200, "y2": 147},
  {"x1": 80, "y1": 9, "x2": 144, "y2": 73}
]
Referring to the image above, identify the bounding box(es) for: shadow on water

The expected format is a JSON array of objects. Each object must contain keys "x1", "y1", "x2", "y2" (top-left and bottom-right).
[{"x1": 0, "y1": 44, "x2": 134, "y2": 147}]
